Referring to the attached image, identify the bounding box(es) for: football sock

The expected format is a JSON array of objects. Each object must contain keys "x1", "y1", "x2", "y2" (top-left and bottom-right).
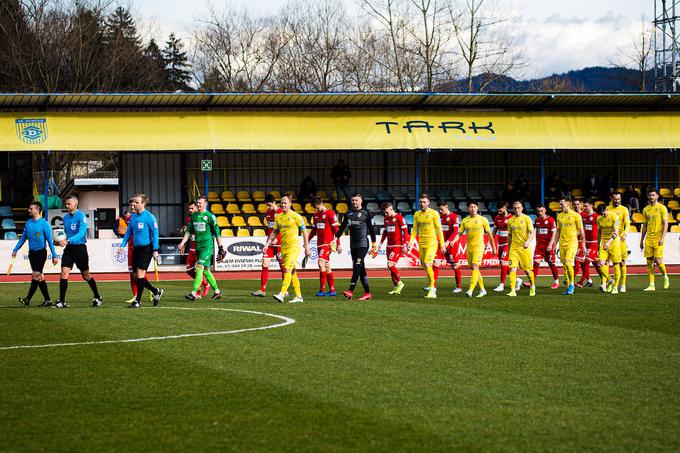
[
  {"x1": 426, "y1": 266, "x2": 435, "y2": 288},
  {"x1": 38, "y1": 280, "x2": 51, "y2": 301},
  {"x1": 389, "y1": 266, "x2": 399, "y2": 285},
  {"x1": 327, "y1": 271, "x2": 335, "y2": 290},
  {"x1": 203, "y1": 268, "x2": 219, "y2": 292},
  {"x1": 646, "y1": 259, "x2": 655, "y2": 284},
  {"x1": 528, "y1": 270, "x2": 535, "y2": 287},
  {"x1": 563, "y1": 263, "x2": 573, "y2": 286},
  {"x1": 260, "y1": 267, "x2": 269, "y2": 291},
  {"x1": 532, "y1": 262, "x2": 540, "y2": 279},
  {"x1": 26, "y1": 279, "x2": 39, "y2": 300},
  {"x1": 620, "y1": 264, "x2": 627, "y2": 286},
  {"x1": 359, "y1": 264, "x2": 370, "y2": 292},
  {"x1": 136, "y1": 278, "x2": 146, "y2": 302},
  {"x1": 582, "y1": 260, "x2": 591, "y2": 282},
  {"x1": 291, "y1": 273, "x2": 301, "y2": 297},
  {"x1": 469, "y1": 269, "x2": 479, "y2": 291},
  {"x1": 130, "y1": 273, "x2": 137, "y2": 296},
  {"x1": 86, "y1": 277, "x2": 100, "y2": 298},
  {"x1": 659, "y1": 263, "x2": 667, "y2": 277},
  {"x1": 59, "y1": 278, "x2": 68, "y2": 302},
  {"x1": 320, "y1": 271, "x2": 327, "y2": 291},
  {"x1": 500, "y1": 265, "x2": 508, "y2": 284},
  {"x1": 187, "y1": 268, "x2": 196, "y2": 279},
  {"x1": 193, "y1": 266, "x2": 205, "y2": 293},
  {"x1": 549, "y1": 263, "x2": 559, "y2": 280},
  {"x1": 508, "y1": 270, "x2": 517, "y2": 290},
  {"x1": 432, "y1": 266, "x2": 439, "y2": 287},
  {"x1": 613, "y1": 265, "x2": 621, "y2": 288},
  {"x1": 478, "y1": 271, "x2": 485, "y2": 290},
  {"x1": 574, "y1": 260, "x2": 581, "y2": 279},
  {"x1": 454, "y1": 267, "x2": 461, "y2": 287},
  {"x1": 600, "y1": 264, "x2": 609, "y2": 283},
  {"x1": 281, "y1": 272, "x2": 292, "y2": 294}
]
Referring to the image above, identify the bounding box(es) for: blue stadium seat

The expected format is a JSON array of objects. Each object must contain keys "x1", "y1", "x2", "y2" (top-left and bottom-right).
[
  {"x1": 4, "y1": 231, "x2": 17, "y2": 240},
  {"x1": 0, "y1": 206, "x2": 12, "y2": 217},
  {"x1": 372, "y1": 214, "x2": 384, "y2": 226},
  {"x1": 487, "y1": 201, "x2": 497, "y2": 212},
  {"x1": 483, "y1": 214, "x2": 494, "y2": 224},
  {"x1": 397, "y1": 201, "x2": 412, "y2": 213},
  {"x1": 366, "y1": 202, "x2": 381, "y2": 214},
  {"x1": 529, "y1": 214, "x2": 537, "y2": 222},
  {"x1": 2, "y1": 218, "x2": 16, "y2": 229},
  {"x1": 404, "y1": 214, "x2": 414, "y2": 225},
  {"x1": 524, "y1": 201, "x2": 532, "y2": 213},
  {"x1": 458, "y1": 201, "x2": 468, "y2": 212},
  {"x1": 451, "y1": 189, "x2": 465, "y2": 200}
]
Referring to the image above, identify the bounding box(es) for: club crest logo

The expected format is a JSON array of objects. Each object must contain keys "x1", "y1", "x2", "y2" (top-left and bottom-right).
[{"x1": 16, "y1": 118, "x2": 48, "y2": 144}]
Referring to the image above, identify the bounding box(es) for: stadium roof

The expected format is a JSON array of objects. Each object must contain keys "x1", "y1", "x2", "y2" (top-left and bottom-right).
[{"x1": 1, "y1": 92, "x2": 680, "y2": 111}]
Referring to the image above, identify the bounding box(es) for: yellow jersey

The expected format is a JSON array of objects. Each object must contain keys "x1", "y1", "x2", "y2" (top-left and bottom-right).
[
  {"x1": 508, "y1": 214, "x2": 533, "y2": 250},
  {"x1": 411, "y1": 208, "x2": 445, "y2": 246},
  {"x1": 460, "y1": 215, "x2": 490, "y2": 251},
  {"x1": 609, "y1": 204, "x2": 630, "y2": 237},
  {"x1": 557, "y1": 210, "x2": 583, "y2": 247},
  {"x1": 642, "y1": 203, "x2": 669, "y2": 241},
  {"x1": 274, "y1": 210, "x2": 306, "y2": 251},
  {"x1": 597, "y1": 211, "x2": 620, "y2": 243}
]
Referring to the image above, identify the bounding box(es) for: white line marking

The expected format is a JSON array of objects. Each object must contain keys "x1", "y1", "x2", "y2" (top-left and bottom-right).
[{"x1": 0, "y1": 307, "x2": 295, "y2": 351}]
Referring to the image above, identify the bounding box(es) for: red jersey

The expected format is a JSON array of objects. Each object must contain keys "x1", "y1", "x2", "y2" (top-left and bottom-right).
[
  {"x1": 381, "y1": 213, "x2": 409, "y2": 247},
  {"x1": 581, "y1": 211, "x2": 599, "y2": 244},
  {"x1": 265, "y1": 207, "x2": 283, "y2": 246},
  {"x1": 534, "y1": 215, "x2": 556, "y2": 249},
  {"x1": 310, "y1": 209, "x2": 339, "y2": 245},
  {"x1": 493, "y1": 213, "x2": 513, "y2": 246},
  {"x1": 440, "y1": 212, "x2": 460, "y2": 242}
]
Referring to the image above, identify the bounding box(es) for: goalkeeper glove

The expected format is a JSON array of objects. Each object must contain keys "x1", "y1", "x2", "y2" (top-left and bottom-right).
[
  {"x1": 369, "y1": 244, "x2": 378, "y2": 258},
  {"x1": 217, "y1": 246, "x2": 227, "y2": 262}
]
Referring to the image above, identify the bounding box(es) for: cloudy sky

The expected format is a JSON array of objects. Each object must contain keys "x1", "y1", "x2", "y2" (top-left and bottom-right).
[{"x1": 135, "y1": 0, "x2": 653, "y2": 79}]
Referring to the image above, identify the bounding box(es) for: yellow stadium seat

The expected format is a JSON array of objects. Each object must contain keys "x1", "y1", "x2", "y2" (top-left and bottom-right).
[
  {"x1": 594, "y1": 201, "x2": 604, "y2": 209},
  {"x1": 221, "y1": 191, "x2": 235, "y2": 202},
  {"x1": 677, "y1": 212, "x2": 680, "y2": 221},
  {"x1": 303, "y1": 216, "x2": 310, "y2": 226},
  {"x1": 210, "y1": 203, "x2": 225, "y2": 215},
  {"x1": 242, "y1": 203, "x2": 256, "y2": 214},
  {"x1": 628, "y1": 224, "x2": 638, "y2": 232},
  {"x1": 257, "y1": 203, "x2": 268, "y2": 213},
  {"x1": 332, "y1": 191, "x2": 338, "y2": 201},
  {"x1": 668, "y1": 200, "x2": 680, "y2": 210},
  {"x1": 226, "y1": 204, "x2": 240, "y2": 214},
  {"x1": 253, "y1": 191, "x2": 266, "y2": 202},
  {"x1": 221, "y1": 229, "x2": 234, "y2": 237},
  {"x1": 217, "y1": 216, "x2": 230, "y2": 228},
  {"x1": 304, "y1": 203, "x2": 315, "y2": 214},
  {"x1": 659, "y1": 188, "x2": 672, "y2": 199},
  {"x1": 571, "y1": 188, "x2": 583, "y2": 198},
  {"x1": 247, "y1": 216, "x2": 262, "y2": 227},
  {"x1": 317, "y1": 190, "x2": 329, "y2": 200},
  {"x1": 292, "y1": 203, "x2": 302, "y2": 212},
  {"x1": 323, "y1": 203, "x2": 333, "y2": 211},
  {"x1": 237, "y1": 191, "x2": 251, "y2": 202},
  {"x1": 208, "y1": 191, "x2": 219, "y2": 201},
  {"x1": 671, "y1": 225, "x2": 680, "y2": 233},
  {"x1": 632, "y1": 212, "x2": 645, "y2": 223},
  {"x1": 269, "y1": 191, "x2": 281, "y2": 199},
  {"x1": 548, "y1": 201, "x2": 560, "y2": 211},
  {"x1": 674, "y1": 188, "x2": 680, "y2": 198},
  {"x1": 253, "y1": 228, "x2": 266, "y2": 237},
  {"x1": 336, "y1": 202, "x2": 348, "y2": 214},
  {"x1": 237, "y1": 228, "x2": 250, "y2": 237},
  {"x1": 231, "y1": 216, "x2": 246, "y2": 227}
]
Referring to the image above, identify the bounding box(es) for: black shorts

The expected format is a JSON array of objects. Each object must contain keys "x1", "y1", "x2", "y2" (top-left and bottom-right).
[
  {"x1": 132, "y1": 245, "x2": 153, "y2": 271},
  {"x1": 351, "y1": 247, "x2": 369, "y2": 266},
  {"x1": 28, "y1": 249, "x2": 47, "y2": 272},
  {"x1": 61, "y1": 244, "x2": 89, "y2": 271}
]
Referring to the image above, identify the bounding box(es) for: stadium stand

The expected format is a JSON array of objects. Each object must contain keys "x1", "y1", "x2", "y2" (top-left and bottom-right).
[{"x1": 221, "y1": 191, "x2": 235, "y2": 202}]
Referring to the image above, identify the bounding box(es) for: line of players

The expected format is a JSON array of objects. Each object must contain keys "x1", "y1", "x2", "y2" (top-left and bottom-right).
[{"x1": 10, "y1": 188, "x2": 670, "y2": 307}]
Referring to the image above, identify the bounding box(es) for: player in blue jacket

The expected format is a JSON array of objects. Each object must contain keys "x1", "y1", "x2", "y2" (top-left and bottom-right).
[
  {"x1": 120, "y1": 193, "x2": 164, "y2": 308},
  {"x1": 53, "y1": 195, "x2": 102, "y2": 308},
  {"x1": 11, "y1": 201, "x2": 59, "y2": 307}
]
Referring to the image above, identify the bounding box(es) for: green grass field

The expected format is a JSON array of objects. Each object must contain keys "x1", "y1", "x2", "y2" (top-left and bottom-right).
[{"x1": 1, "y1": 275, "x2": 679, "y2": 452}]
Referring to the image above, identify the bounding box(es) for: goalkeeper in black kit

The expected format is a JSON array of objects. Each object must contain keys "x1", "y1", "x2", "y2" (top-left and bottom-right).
[{"x1": 336, "y1": 193, "x2": 377, "y2": 301}]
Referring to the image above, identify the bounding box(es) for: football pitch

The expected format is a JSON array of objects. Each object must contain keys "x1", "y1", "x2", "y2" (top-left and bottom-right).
[{"x1": 1, "y1": 276, "x2": 679, "y2": 451}]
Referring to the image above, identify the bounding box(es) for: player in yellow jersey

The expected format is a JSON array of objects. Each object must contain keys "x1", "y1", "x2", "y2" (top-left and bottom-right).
[
  {"x1": 596, "y1": 204, "x2": 622, "y2": 294},
  {"x1": 609, "y1": 192, "x2": 631, "y2": 292},
  {"x1": 639, "y1": 188, "x2": 670, "y2": 291},
  {"x1": 555, "y1": 197, "x2": 586, "y2": 295},
  {"x1": 506, "y1": 201, "x2": 536, "y2": 297},
  {"x1": 408, "y1": 194, "x2": 446, "y2": 299},
  {"x1": 451, "y1": 201, "x2": 496, "y2": 298},
  {"x1": 265, "y1": 195, "x2": 311, "y2": 303}
]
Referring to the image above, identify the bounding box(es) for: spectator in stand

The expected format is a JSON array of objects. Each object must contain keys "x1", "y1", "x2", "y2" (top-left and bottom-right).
[
  {"x1": 622, "y1": 184, "x2": 640, "y2": 213},
  {"x1": 559, "y1": 175, "x2": 570, "y2": 199},
  {"x1": 331, "y1": 159, "x2": 351, "y2": 202},
  {"x1": 514, "y1": 175, "x2": 530, "y2": 202},
  {"x1": 502, "y1": 181, "x2": 517, "y2": 204},
  {"x1": 297, "y1": 176, "x2": 317, "y2": 204},
  {"x1": 583, "y1": 171, "x2": 599, "y2": 199},
  {"x1": 114, "y1": 210, "x2": 131, "y2": 238},
  {"x1": 546, "y1": 173, "x2": 560, "y2": 200}
]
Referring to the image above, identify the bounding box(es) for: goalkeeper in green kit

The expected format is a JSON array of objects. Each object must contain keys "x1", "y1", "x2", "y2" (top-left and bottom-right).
[{"x1": 179, "y1": 196, "x2": 225, "y2": 300}]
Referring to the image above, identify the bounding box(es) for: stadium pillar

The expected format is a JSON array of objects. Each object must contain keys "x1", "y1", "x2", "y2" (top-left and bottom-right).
[
  {"x1": 43, "y1": 151, "x2": 50, "y2": 220},
  {"x1": 540, "y1": 151, "x2": 545, "y2": 203},
  {"x1": 415, "y1": 151, "x2": 421, "y2": 199}
]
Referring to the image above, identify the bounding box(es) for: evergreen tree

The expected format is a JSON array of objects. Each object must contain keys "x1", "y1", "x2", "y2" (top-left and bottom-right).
[
  {"x1": 103, "y1": 6, "x2": 145, "y2": 90},
  {"x1": 0, "y1": 0, "x2": 36, "y2": 90},
  {"x1": 199, "y1": 67, "x2": 227, "y2": 92},
  {"x1": 163, "y1": 33, "x2": 192, "y2": 91}
]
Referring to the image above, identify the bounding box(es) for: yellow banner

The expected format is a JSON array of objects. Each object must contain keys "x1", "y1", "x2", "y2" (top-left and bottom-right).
[{"x1": 1, "y1": 111, "x2": 679, "y2": 151}]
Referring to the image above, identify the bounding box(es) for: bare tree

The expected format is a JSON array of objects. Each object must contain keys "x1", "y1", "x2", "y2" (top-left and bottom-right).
[
  {"x1": 451, "y1": 0, "x2": 523, "y2": 92},
  {"x1": 610, "y1": 16, "x2": 653, "y2": 92}
]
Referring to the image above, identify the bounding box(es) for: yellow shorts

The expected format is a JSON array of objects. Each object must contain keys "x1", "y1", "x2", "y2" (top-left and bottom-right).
[
  {"x1": 644, "y1": 240, "x2": 665, "y2": 259},
  {"x1": 559, "y1": 246, "x2": 577, "y2": 266},
  {"x1": 281, "y1": 249, "x2": 300, "y2": 271},
  {"x1": 466, "y1": 247, "x2": 483, "y2": 266},
  {"x1": 598, "y1": 241, "x2": 621, "y2": 263},
  {"x1": 419, "y1": 243, "x2": 437, "y2": 265},
  {"x1": 508, "y1": 247, "x2": 532, "y2": 271},
  {"x1": 620, "y1": 241, "x2": 629, "y2": 261}
]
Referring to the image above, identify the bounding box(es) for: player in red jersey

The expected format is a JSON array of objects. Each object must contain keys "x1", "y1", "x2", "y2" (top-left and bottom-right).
[
  {"x1": 492, "y1": 202, "x2": 521, "y2": 291},
  {"x1": 378, "y1": 202, "x2": 410, "y2": 294},
  {"x1": 252, "y1": 194, "x2": 285, "y2": 297},
  {"x1": 575, "y1": 199, "x2": 599, "y2": 288},
  {"x1": 309, "y1": 196, "x2": 340, "y2": 297},
  {"x1": 532, "y1": 203, "x2": 560, "y2": 289},
  {"x1": 183, "y1": 201, "x2": 210, "y2": 298},
  {"x1": 435, "y1": 200, "x2": 463, "y2": 293}
]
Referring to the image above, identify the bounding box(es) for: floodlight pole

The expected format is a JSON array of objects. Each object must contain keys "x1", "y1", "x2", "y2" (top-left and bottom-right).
[{"x1": 43, "y1": 151, "x2": 50, "y2": 220}]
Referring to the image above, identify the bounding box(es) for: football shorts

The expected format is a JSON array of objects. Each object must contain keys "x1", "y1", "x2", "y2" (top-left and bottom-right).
[
  {"x1": 497, "y1": 243, "x2": 509, "y2": 265},
  {"x1": 281, "y1": 248, "x2": 301, "y2": 271},
  {"x1": 559, "y1": 245, "x2": 578, "y2": 266},
  {"x1": 317, "y1": 244, "x2": 332, "y2": 262},
  {"x1": 61, "y1": 244, "x2": 89, "y2": 271},
  {"x1": 386, "y1": 246, "x2": 403, "y2": 265},
  {"x1": 509, "y1": 247, "x2": 532, "y2": 271},
  {"x1": 466, "y1": 246, "x2": 484, "y2": 266},
  {"x1": 533, "y1": 246, "x2": 556, "y2": 264},
  {"x1": 598, "y1": 241, "x2": 622, "y2": 263},
  {"x1": 263, "y1": 244, "x2": 281, "y2": 260},
  {"x1": 28, "y1": 249, "x2": 47, "y2": 272},
  {"x1": 644, "y1": 240, "x2": 665, "y2": 259},
  {"x1": 419, "y1": 243, "x2": 437, "y2": 265}
]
